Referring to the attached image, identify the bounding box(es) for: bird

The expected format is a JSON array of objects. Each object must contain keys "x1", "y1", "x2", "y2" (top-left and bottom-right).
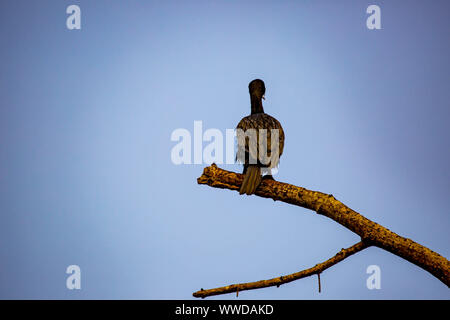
[{"x1": 236, "y1": 79, "x2": 285, "y2": 195}]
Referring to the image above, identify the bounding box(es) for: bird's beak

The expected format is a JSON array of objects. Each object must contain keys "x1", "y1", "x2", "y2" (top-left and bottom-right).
[{"x1": 262, "y1": 95, "x2": 265, "y2": 100}]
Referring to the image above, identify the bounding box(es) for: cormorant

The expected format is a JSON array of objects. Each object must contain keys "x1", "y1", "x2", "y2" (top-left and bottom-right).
[{"x1": 236, "y1": 79, "x2": 285, "y2": 195}]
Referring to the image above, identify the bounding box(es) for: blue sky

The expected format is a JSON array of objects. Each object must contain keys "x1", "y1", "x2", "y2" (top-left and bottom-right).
[{"x1": 0, "y1": 0, "x2": 449, "y2": 299}]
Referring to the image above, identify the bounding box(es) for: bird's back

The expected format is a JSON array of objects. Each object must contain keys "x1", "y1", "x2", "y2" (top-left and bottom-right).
[{"x1": 236, "y1": 112, "x2": 285, "y2": 169}]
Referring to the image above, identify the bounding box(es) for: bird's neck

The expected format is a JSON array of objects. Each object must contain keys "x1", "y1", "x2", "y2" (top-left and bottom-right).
[{"x1": 250, "y1": 95, "x2": 264, "y2": 114}]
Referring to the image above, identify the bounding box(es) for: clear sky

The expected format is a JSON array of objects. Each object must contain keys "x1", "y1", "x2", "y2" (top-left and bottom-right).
[{"x1": 0, "y1": 0, "x2": 449, "y2": 299}]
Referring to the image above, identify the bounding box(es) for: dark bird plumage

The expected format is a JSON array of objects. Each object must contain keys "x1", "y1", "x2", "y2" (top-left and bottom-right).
[{"x1": 236, "y1": 79, "x2": 285, "y2": 195}]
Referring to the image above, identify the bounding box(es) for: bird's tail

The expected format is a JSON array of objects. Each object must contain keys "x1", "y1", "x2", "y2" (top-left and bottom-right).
[{"x1": 239, "y1": 165, "x2": 262, "y2": 195}]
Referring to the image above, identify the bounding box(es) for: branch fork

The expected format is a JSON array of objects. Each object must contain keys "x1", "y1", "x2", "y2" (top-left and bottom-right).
[{"x1": 193, "y1": 164, "x2": 449, "y2": 298}]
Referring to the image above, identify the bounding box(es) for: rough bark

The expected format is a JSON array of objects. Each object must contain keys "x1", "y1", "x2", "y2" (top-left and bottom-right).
[{"x1": 193, "y1": 164, "x2": 449, "y2": 297}]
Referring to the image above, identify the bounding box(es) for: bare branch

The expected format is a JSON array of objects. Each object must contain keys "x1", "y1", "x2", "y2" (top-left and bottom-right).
[
  {"x1": 317, "y1": 273, "x2": 321, "y2": 293},
  {"x1": 193, "y1": 241, "x2": 368, "y2": 298},
  {"x1": 193, "y1": 164, "x2": 449, "y2": 297}
]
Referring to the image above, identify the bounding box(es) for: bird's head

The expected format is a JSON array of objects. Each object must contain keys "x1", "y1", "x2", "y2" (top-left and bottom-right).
[{"x1": 249, "y1": 79, "x2": 266, "y2": 100}]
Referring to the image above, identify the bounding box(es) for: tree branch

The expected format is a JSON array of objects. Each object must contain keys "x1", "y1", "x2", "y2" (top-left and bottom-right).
[
  {"x1": 193, "y1": 241, "x2": 368, "y2": 298},
  {"x1": 193, "y1": 164, "x2": 449, "y2": 297}
]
